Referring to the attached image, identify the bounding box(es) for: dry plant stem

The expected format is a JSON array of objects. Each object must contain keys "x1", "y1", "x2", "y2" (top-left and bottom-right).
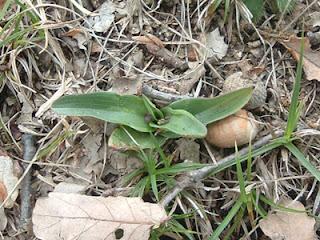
[
  {"x1": 142, "y1": 85, "x2": 191, "y2": 102},
  {"x1": 19, "y1": 134, "x2": 36, "y2": 230},
  {"x1": 161, "y1": 130, "x2": 284, "y2": 207}
]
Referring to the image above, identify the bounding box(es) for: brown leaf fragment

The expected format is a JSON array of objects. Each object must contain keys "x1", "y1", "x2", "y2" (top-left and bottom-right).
[
  {"x1": 133, "y1": 34, "x2": 188, "y2": 71},
  {"x1": 111, "y1": 76, "x2": 143, "y2": 95},
  {"x1": 132, "y1": 34, "x2": 164, "y2": 48},
  {"x1": 259, "y1": 199, "x2": 316, "y2": 240},
  {"x1": 282, "y1": 36, "x2": 320, "y2": 81},
  {"x1": 32, "y1": 193, "x2": 168, "y2": 240}
]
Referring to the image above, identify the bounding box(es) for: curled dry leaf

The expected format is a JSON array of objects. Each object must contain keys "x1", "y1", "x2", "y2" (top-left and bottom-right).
[
  {"x1": 0, "y1": 153, "x2": 19, "y2": 208},
  {"x1": 260, "y1": 199, "x2": 316, "y2": 240},
  {"x1": 132, "y1": 34, "x2": 165, "y2": 48},
  {"x1": 32, "y1": 192, "x2": 168, "y2": 240},
  {"x1": 282, "y1": 36, "x2": 320, "y2": 81},
  {"x1": 133, "y1": 34, "x2": 188, "y2": 71}
]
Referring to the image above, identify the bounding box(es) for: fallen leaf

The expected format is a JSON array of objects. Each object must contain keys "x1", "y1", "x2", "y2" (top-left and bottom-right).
[
  {"x1": 132, "y1": 34, "x2": 165, "y2": 48},
  {"x1": 259, "y1": 199, "x2": 316, "y2": 240},
  {"x1": 179, "y1": 62, "x2": 205, "y2": 94},
  {"x1": 176, "y1": 138, "x2": 200, "y2": 162},
  {"x1": 87, "y1": 0, "x2": 128, "y2": 32},
  {"x1": 205, "y1": 28, "x2": 228, "y2": 59},
  {"x1": 62, "y1": 28, "x2": 89, "y2": 50},
  {"x1": 109, "y1": 150, "x2": 143, "y2": 174},
  {"x1": 87, "y1": 1, "x2": 115, "y2": 33},
  {"x1": 32, "y1": 192, "x2": 168, "y2": 240},
  {"x1": 282, "y1": 36, "x2": 320, "y2": 81},
  {"x1": 111, "y1": 76, "x2": 143, "y2": 95},
  {"x1": 0, "y1": 153, "x2": 19, "y2": 208},
  {"x1": 133, "y1": 34, "x2": 188, "y2": 71}
]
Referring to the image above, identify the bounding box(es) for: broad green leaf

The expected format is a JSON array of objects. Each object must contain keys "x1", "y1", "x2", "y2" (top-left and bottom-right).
[
  {"x1": 108, "y1": 127, "x2": 166, "y2": 151},
  {"x1": 142, "y1": 95, "x2": 164, "y2": 120},
  {"x1": 150, "y1": 108, "x2": 207, "y2": 138},
  {"x1": 52, "y1": 92, "x2": 152, "y2": 132},
  {"x1": 168, "y1": 88, "x2": 253, "y2": 125}
]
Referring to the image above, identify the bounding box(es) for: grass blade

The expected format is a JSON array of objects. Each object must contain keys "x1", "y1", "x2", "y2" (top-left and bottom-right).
[
  {"x1": 209, "y1": 198, "x2": 243, "y2": 240},
  {"x1": 235, "y1": 144, "x2": 247, "y2": 203},
  {"x1": 285, "y1": 35, "x2": 304, "y2": 139},
  {"x1": 285, "y1": 142, "x2": 320, "y2": 182}
]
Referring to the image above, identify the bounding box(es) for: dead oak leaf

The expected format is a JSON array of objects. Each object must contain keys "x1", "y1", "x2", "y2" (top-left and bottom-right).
[
  {"x1": 282, "y1": 36, "x2": 320, "y2": 81},
  {"x1": 32, "y1": 192, "x2": 168, "y2": 240},
  {"x1": 259, "y1": 199, "x2": 316, "y2": 240}
]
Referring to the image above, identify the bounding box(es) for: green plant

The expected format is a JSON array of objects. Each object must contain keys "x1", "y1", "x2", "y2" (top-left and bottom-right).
[
  {"x1": 52, "y1": 87, "x2": 253, "y2": 150},
  {"x1": 0, "y1": 1, "x2": 45, "y2": 48}
]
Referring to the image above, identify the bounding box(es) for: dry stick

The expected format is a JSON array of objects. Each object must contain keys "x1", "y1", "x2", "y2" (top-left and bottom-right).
[
  {"x1": 142, "y1": 85, "x2": 191, "y2": 102},
  {"x1": 161, "y1": 130, "x2": 284, "y2": 207},
  {"x1": 19, "y1": 134, "x2": 36, "y2": 231}
]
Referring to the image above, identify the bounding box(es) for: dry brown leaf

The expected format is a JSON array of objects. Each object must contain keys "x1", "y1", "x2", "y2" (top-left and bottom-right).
[
  {"x1": 132, "y1": 34, "x2": 164, "y2": 48},
  {"x1": 259, "y1": 199, "x2": 316, "y2": 240},
  {"x1": 32, "y1": 192, "x2": 168, "y2": 240},
  {"x1": 282, "y1": 36, "x2": 320, "y2": 81},
  {"x1": 111, "y1": 76, "x2": 143, "y2": 95},
  {"x1": 0, "y1": 152, "x2": 19, "y2": 208}
]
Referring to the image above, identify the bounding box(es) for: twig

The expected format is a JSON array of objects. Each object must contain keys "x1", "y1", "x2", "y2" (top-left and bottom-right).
[
  {"x1": 19, "y1": 134, "x2": 36, "y2": 231},
  {"x1": 142, "y1": 85, "x2": 191, "y2": 102},
  {"x1": 161, "y1": 130, "x2": 284, "y2": 207}
]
